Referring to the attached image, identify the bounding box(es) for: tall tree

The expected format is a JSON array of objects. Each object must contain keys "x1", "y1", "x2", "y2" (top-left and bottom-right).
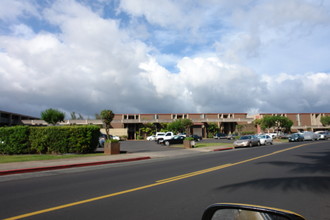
[
  {"x1": 182, "y1": 119, "x2": 193, "y2": 135},
  {"x1": 95, "y1": 113, "x2": 101, "y2": 119},
  {"x1": 139, "y1": 123, "x2": 156, "y2": 138},
  {"x1": 41, "y1": 108, "x2": 65, "y2": 125},
  {"x1": 207, "y1": 123, "x2": 219, "y2": 135},
  {"x1": 71, "y1": 112, "x2": 77, "y2": 120},
  {"x1": 167, "y1": 119, "x2": 193, "y2": 134},
  {"x1": 256, "y1": 115, "x2": 293, "y2": 133},
  {"x1": 100, "y1": 110, "x2": 115, "y2": 140},
  {"x1": 320, "y1": 116, "x2": 330, "y2": 126}
]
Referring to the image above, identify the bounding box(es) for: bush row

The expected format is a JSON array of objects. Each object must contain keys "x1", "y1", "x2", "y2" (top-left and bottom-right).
[{"x1": 0, "y1": 125, "x2": 100, "y2": 154}]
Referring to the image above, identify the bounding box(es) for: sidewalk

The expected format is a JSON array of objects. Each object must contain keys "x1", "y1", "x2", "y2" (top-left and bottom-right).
[{"x1": 0, "y1": 146, "x2": 234, "y2": 176}]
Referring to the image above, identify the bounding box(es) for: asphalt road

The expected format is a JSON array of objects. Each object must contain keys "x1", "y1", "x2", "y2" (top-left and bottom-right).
[{"x1": 0, "y1": 141, "x2": 329, "y2": 219}]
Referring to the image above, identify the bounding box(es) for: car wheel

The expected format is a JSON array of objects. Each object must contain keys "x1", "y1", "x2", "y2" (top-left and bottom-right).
[
  {"x1": 249, "y1": 142, "x2": 253, "y2": 147},
  {"x1": 257, "y1": 141, "x2": 261, "y2": 146},
  {"x1": 270, "y1": 141, "x2": 273, "y2": 145},
  {"x1": 164, "y1": 141, "x2": 170, "y2": 146}
]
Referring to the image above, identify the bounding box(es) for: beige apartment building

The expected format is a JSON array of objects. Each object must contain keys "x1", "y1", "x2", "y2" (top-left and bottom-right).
[{"x1": 17, "y1": 111, "x2": 330, "y2": 139}]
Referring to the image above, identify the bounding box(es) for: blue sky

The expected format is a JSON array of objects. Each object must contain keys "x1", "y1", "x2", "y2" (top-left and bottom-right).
[{"x1": 0, "y1": 0, "x2": 330, "y2": 118}]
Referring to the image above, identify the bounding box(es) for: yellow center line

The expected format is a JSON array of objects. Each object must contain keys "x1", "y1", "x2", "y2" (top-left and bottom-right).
[{"x1": 4, "y1": 143, "x2": 308, "y2": 220}]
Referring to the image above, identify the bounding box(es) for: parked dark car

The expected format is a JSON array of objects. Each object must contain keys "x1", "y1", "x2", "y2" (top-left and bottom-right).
[
  {"x1": 162, "y1": 135, "x2": 185, "y2": 146},
  {"x1": 190, "y1": 134, "x2": 202, "y2": 141},
  {"x1": 213, "y1": 133, "x2": 227, "y2": 139},
  {"x1": 226, "y1": 134, "x2": 238, "y2": 140},
  {"x1": 288, "y1": 133, "x2": 304, "y2": 142},
  {"x1": 98, "y1": 133, "x2": 120, "y2": 147},
  {"x1": 278, "y1": 133, "x2": 291, "y2": 139}
]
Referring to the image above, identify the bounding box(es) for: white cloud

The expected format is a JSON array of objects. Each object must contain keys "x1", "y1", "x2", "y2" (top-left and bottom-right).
[
  {"x1": 1, "y1": 0, "x2": 330, "y2": 118},
  {"x1": 0, "y1": 0, "x2": 39, "y2": 21},
  {"x1": 118, "y1": 0, "x2": 201, "y2": 30}
]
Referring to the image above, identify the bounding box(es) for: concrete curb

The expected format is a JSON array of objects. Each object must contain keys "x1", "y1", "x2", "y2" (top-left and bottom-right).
[
  {"x1": 213, "y1": 147, "x2": 234, "y2": 151},
  {"x1": 0, "y1": 157, "x2": 151, "y2": 176}
]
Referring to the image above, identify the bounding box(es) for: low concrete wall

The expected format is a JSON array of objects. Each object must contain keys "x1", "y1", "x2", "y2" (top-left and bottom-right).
[{"x1": 100, "y1": 128, "x2": 128, "y2": 137}]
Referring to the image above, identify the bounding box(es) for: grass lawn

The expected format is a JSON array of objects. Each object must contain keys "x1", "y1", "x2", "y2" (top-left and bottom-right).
[{"x1": 0, "y1": 153, "x2": 104, "y2": 164}]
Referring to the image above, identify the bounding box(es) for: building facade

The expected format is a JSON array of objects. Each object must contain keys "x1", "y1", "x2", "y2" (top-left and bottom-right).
[
  {"x1": 19, "y1": 112, "x2": 330, "y2": 139},
  {"x1": 0, "y1": 110, "x2": 39, "y2": 126}
]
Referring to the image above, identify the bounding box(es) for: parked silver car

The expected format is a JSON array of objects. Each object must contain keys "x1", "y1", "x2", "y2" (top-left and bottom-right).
[
  {"x1": 300, "y1": 131, "x2": 319, "y2": 141},
  {"x1": 315, "y1": 131, "x2": 330, "y2": 140},
  {"x1": 256, "y1": 134, "x2": 273, "y2": 145},
  {"x1": 233, "y1": 135, "x2": 260, "y2": 147}
]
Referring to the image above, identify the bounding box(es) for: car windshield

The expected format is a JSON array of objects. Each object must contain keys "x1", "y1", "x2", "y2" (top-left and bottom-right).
[
  {"x1": 240, "y1": 136, "x2": 251, "y2": 140},
  {"x1": 259, "y1": 135, "x2": 266, "y2": 138}
]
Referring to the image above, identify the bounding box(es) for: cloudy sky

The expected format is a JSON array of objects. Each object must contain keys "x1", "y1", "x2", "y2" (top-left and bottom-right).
[{"x1": 1, "y1": 0, "x2": 330, "y2": 118}]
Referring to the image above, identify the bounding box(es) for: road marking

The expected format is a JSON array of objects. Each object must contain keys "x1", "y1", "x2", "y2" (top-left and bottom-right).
[
  {"x1": 156, "y1": 164, "x2": 233, "y2": 183},
  {"x1": 4, "y1": 143, "x2": 308, "y2": 220}
]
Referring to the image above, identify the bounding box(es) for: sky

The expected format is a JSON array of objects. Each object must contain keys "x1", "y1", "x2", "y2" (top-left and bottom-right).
[{"x1": 1, "y1": 0, "x2": 330, "y2": 119}]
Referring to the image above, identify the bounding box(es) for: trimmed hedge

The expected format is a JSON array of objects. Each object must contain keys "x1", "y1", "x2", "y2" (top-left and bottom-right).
[
  {"x1": 0, "y1": 125, "x2": 100, "y2": 154},
  {"x1": 0, "y1": 126, "x2": 30, "y2": 154}
]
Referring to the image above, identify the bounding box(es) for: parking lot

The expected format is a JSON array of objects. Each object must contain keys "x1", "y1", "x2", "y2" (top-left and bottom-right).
[{"x1": 119, "y1": 138, "x2": 234, "y2": 153}]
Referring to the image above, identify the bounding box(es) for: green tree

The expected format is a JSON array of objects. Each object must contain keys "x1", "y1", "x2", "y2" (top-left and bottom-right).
[
  {"x1": 167, "y1": 120, "x2": 184, "y2": 134},
  {"x1": 41, "y1": 108, "x2": 65, "y2": 125},
  {"x1": 71, "y1": 112, "x2": 77, "y2": 120},
  {"x1": 166, "y1": 119, "x2": 193, "y2": 134},
  {"x1": 100, "y1": 109, "x2": 114, "y2": 140},
  {"x1": 207, "y1": 123, "x2": 219, "y2": 135},
  {"x1": 70, "y1": 112, "x2": 84, "y2": 120},
  {"x1": 139, "y1": 123, "x2": 156, "y2": 138},
  {"x1": 257, "y1": 115, "x2": 293, "y2": 133},
  {"x1": 182, "y1": 119, "x2": 193, "y2": 135},
  {"x1": 320, "y1": 116, "x2": 330, "y2": 126},
  {"x1": 235, "y1": 124, "x2": 244, "y2": 135},
  {"x1": 95, "y1": 113, "x2": 101, "y2": 119}
]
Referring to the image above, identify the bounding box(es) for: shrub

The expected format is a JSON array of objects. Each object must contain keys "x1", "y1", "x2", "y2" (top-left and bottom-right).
[
  {"x1": 120, "y1": 135, "x2": 128, "y2": 141},
  {"x1": 106, "y1": 139, "x2": 119, "y2": 143},
  {"x1": 184, "y1": 137, "x2": 194, "y2": 141},
  {"x1": 0, "y1": 126, "x2": 30, "y2": 154},
  {"x1": 29, "y1": 125, "x2": 100, "y2": 154},
  {"x1": 207, "y1": 133, "x2": 214, "y2": 138},
  {"x1": 241, "y1": 131, "x2": 255, "y2": 135}
]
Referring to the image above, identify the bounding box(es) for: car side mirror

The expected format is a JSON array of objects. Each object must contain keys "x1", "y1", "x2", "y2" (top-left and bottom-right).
[{"x1": 202, "y1": 203, "x2": 305, "y2": 220}]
